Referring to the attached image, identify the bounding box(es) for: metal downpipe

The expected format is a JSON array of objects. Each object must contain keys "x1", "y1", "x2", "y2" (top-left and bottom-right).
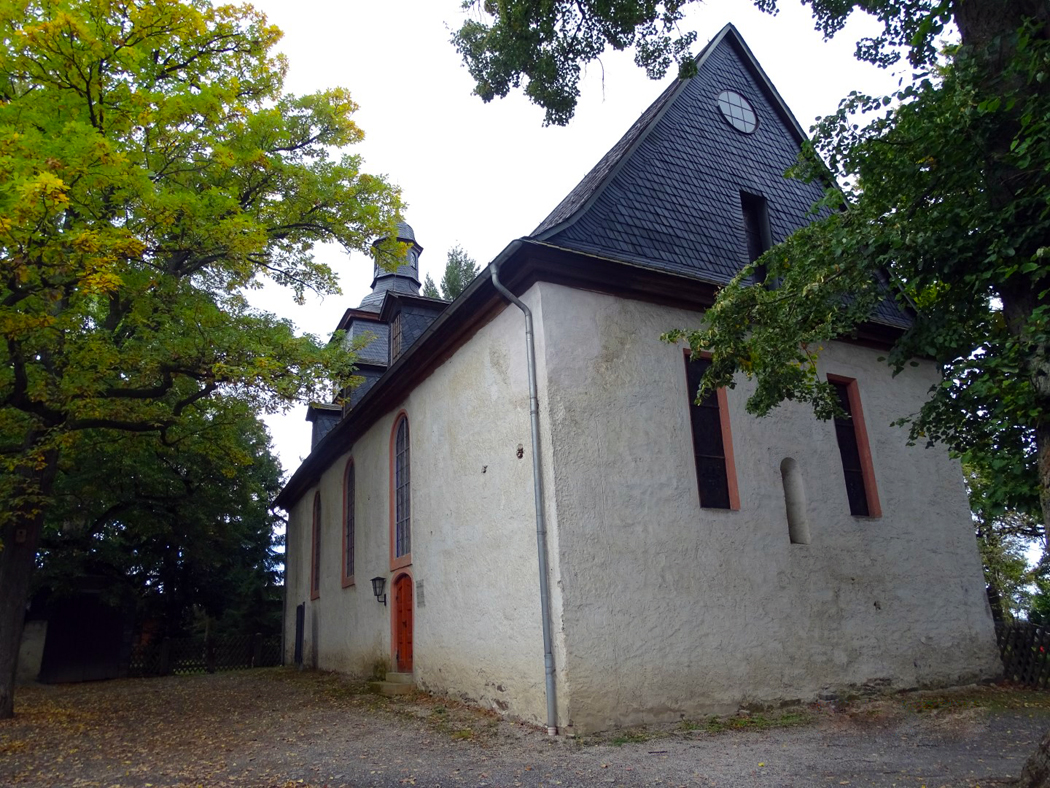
[{"x1": 490, "y1": 262, "x2": 558, "y2": 736}]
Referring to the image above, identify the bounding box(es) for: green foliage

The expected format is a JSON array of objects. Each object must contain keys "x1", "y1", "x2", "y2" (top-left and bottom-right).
[
  {"x1": 439, "y1": 245, "x2": 479, "y2": 301},
  {"x1": 0, "y1": 0, "x2": 403, "y2": 522},
  {"x1": 1027, "y1": 579, "x2": 1050, "y2": 625},
  {"x1": 422, "y1": 273, "x2": 441, "y2": 299},
  {"x1": 452, "y1": 0, "x2": 953, "y2": 124},
  {"x1": 36, "y1": 397, "x2": 284, "y2": 636},
  {"x1": 967, "y1": 465, "x2": 1044, "y2": 622},
  {"x1": 454, "y1": 0, "x2": 697, "y2": 125},
  {"x1": 0, "y1": 0, "x2": 402, "y2": 714}
]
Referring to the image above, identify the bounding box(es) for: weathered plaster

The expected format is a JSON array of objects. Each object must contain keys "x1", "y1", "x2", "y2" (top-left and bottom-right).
[
  {"x1": 284, "y1": 288, "x2": 566, "y2": 725},
  {"x1": 16, "y1": 620, "x2": 46, "y2": 684},
  {"x1": 536, "y1": 282, "x2": 1000, "y2": 732},
  {"x1": 285, "y1": 279, "x2": 999, "y2": 734}
]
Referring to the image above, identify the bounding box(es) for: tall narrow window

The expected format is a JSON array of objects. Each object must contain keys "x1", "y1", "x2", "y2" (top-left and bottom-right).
[
  {"x1": 391, "y1": 313, "x2": 403, "y2": 361},
  {"x1": 829, "y1": 376, "x2": 881, "y2": 518},
  {"x1": 685, "y1": 354, "x2": 739, "y2": 510},
  {"x1": 741, "y1": 192, "x2": 771, "y2": 283},
  {"x1": 394, "y1": 416, "x2": 411, "y2": 557},
  {"x1": 310, "y1": 492, "x2": 322, "y2": 600},
  {"x1": 342, "y1": 460, "x2": 355, "y2": 587}
]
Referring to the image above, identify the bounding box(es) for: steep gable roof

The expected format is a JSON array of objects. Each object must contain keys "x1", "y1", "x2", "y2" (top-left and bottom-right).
[
  {"x1": 532, "y1": 24, "x2": 909, "y2": 329},
  {"x1": 533, "y1": 24, "x2": 821, "y2": 279}
]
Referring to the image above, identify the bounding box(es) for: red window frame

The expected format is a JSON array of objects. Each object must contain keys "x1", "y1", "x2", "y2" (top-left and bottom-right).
[
  {"x1": 389, "y1": 411, "x2": 412, "y2": 571},
  {"x1": 827, "y1": 374, "x2": 881, "y2": 518},
  {"x1": 684, "y1": 351, "x2": 740, "y2": 511},
  {"x1": 342, "y1": 459, "x2": 355, "y2": 588},
  {"x1": 310, "y1": 491, "x2": 322, "y2": 600}
]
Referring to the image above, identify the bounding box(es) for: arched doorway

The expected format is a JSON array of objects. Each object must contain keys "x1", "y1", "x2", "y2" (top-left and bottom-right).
[{"x1": 393, "y1": 573, "x2": 413, "y2": 673}]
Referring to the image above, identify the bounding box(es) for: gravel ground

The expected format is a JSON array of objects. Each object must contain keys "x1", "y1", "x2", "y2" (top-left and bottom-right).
[{"x1": 1, "y1": 669, "x2": 1048, "y2": 787}]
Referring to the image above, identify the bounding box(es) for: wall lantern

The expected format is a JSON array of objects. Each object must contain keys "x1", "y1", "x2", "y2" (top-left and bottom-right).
[{"x1": 371, "y1": 576, "x2": 387, "y2": 606}]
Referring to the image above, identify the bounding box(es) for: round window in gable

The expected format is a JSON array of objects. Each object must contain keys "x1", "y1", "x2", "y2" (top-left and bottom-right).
[{"x1": 717, "y1": 90, "x2": 758, "y2": 134}]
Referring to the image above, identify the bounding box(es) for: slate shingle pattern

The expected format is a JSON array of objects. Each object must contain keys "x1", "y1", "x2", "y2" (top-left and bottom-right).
[
  {"x1": 347, "y1": 320, "x2": 390, "y2": 365},
  {"x1": 349, "y1": 367, "x2": 385, "y2": 407},
  {"x1": 399, "y1": 305, "x2": 445, "y2": 352},
  {"x1": 534, "y1": 78, "x2": 680, "y2": 237},
  {"x1": 534, "y1": 28, "x2": 910, "y2": 329},
  {"x1": 359, "y1": 274, "x2": 420, "y2": 312},
  {"x1": 311, "y1": 411, "x2": 340, "y2": 449}
]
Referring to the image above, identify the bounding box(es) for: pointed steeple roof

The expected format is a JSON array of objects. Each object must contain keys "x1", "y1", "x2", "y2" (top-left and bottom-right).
[{"x1": 359, "y1": 221, "x2": 423, "y2": 312}]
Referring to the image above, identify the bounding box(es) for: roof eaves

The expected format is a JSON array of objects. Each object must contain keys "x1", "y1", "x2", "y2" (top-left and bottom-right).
[
  {"x1": 304, "y1": 403, "x2": 341, "y2": 423},
  {"x1": 275, "y1": 240, "x2": 525, "y2": 510}
]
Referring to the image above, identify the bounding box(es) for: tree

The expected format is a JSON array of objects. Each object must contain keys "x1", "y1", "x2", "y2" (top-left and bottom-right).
[
  {"x1": 967, "y1": 465, "x2": 1044, "y2": 622},
  {"x1": 35, "y1": 396, "x2": 285, "y2": 638},
  {"x1": 439, "y1": 245, "x2": 479, "y2": 301},
  {"x1": 0, "y1": 0, "x2": 403, "y2": 718},
  {"x1": 454, "y1": 0, "x2": 701, "y2": 126},
  {"x1": 422, "y1": 273, "x2": 441, "y2": 299},
  {"x1": 420, "y1": 246, "x2": 479, "y2": 301}
]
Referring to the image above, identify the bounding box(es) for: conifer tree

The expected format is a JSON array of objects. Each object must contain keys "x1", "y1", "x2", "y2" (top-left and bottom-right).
[{"x1": 439, "y1": 245, "x2": 479, "y2": 301}]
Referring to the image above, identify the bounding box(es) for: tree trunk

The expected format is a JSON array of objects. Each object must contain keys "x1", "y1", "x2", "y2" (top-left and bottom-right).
[
  {"x1": 1039, "y1": 420, "x2": 1050, "y2": 555},
  {"x1": 0, "y1": 450, "x2": 58, "y2": 719},
  {"x1": 1019, "y1": 730, "x2": 1050, "y2": 788},
  {"x1": 959, "y1": 0, "x2": 1050, "y2": 543},
  {"x1": 954, "y1": 1, "x2": 1050, "y2": 782}
]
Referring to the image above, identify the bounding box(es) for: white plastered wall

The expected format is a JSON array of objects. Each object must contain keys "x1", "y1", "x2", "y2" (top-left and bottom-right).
[
  {"x1": 535, "y1": 282, "x2": 1001, "y2": 733},
  {"x1": 283, "y1": 287, "x2": 568, "y2": 726}
]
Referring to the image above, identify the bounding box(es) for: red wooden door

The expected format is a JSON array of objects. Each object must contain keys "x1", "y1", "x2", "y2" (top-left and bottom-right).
[{"x1": 394, "y1": 574, "x2": 413, "y2": 672}]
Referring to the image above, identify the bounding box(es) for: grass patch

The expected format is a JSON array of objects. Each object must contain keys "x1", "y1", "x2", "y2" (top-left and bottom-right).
[
  {"x1": 904, "y1": 686, "x2": 1050, "y2": 714},
  {"x1": 579, "y1": 708, "x2": 814, "y2": 747},
  {"x1": 690, "y1": 710, "x2": 812, "y2": 735},
  {"x1": 610, "y1": 729, "x2": 652, "y2": 746}
]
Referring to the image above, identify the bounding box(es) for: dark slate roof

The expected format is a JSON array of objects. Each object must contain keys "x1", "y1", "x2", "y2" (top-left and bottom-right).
[
  {"x1": 533, "y1": 24, "x2": 910, "y2": 329},
  {"x1": 347, "y1": 318, "x2": 389, "y2": 365},
  {"x1": 359, "y1": 274, "x2": 421, "y2": 312},
  {"x1": 379, "y1": 293, "x2": 449, "y2": 352},
  {"x1": 394, "y1": 221, "x2": 416, "y2": 244},
  {"x1": 533, "y1": 78, "x2": 682, "y2": 237},
  {"x1": 399, "y1": 307, "x2": 442, "y2": 350},
  {"x1": 363, "y1": 221, "x2": 423, "y2": 310}
]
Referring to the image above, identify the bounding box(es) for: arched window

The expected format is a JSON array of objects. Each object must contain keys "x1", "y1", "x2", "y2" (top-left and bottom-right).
[
  {"x1": 342, "y1": 460, "x2": 355, "y2": 587},
  {"x1": 310, "y1": 492, "x2": 322, "y2": 600},
  {"x1": 394, "y1": 416, "x2": 411, "y2": 559}
]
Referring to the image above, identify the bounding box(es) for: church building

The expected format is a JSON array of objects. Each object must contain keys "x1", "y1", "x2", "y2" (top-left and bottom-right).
[{"x1": 276, "y1": 23, "x2": 1000, "y2": 734}]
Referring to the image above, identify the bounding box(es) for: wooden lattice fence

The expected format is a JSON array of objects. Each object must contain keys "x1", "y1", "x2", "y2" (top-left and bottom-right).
[
  {"x1": 129, "y1": 633, "x2": 281, "y2": 677},
  {"x1": 996, "y1": 622, "x2": 1050, "y2": 688}
]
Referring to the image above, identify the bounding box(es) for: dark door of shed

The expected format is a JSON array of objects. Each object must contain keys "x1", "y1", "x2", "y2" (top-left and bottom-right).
[
  {"x1": 394, "y1": 574, "x2": 413, "y2": 672},
  {"x1": 38, "y1": 594, "x2": 128, "y2": 683}
]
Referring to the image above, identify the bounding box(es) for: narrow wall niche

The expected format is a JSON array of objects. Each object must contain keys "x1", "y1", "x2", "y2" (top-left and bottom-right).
[{"x1": 780, "y1": 457, "x2": 811, "y2": 545}]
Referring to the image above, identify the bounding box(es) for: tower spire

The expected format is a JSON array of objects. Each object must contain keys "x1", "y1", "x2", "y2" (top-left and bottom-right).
[{"x1": 358, "y1": 222, "x2": 422, "y2": 312}]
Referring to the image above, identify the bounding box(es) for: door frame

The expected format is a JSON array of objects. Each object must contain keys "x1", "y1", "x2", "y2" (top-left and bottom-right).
[{"x1": 390, "y1": 569, "x2": 414, "y2": 672}]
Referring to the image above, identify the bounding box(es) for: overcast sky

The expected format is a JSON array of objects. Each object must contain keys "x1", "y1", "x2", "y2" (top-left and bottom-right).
[{"x1": 248, "y1": 0, "x2": 909, "y2": 478}]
